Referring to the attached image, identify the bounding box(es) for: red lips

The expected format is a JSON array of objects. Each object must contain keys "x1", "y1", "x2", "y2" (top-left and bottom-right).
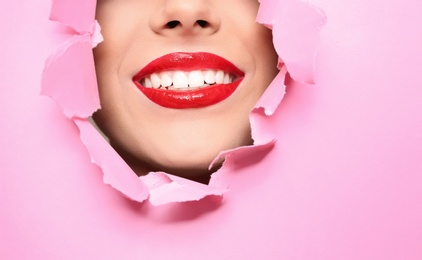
[{"x1": 132, "y1": 52, "x2": 244, "y2": 109}]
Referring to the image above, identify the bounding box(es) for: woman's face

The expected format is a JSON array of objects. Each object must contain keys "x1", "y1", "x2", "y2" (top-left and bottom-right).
[{"x1": 93, "y1": 0, "x2": 279, "y2": 180}]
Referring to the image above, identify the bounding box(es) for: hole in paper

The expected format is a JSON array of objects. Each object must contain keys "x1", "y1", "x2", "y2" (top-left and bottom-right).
[{"x1": 91, "y1": 0, "x2": 279, "y2": 184}]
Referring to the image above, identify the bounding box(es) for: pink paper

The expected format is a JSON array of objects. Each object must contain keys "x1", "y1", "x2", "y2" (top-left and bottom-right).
[
  {"x1": 49, "y1": 0, "x2": 96, "y2": 34},
  {"x1": 42, "y1": 0, "x2": 102, "y2": 119},
  {"x1": 41, "y1": 36, "x2": 100, "y2": 118},
  {"x1": 2, "y1": 0, "x2": 422, "y2": 259},
  {"x1": 257, "y1": 0, "x2": 326, "y2": 84}
]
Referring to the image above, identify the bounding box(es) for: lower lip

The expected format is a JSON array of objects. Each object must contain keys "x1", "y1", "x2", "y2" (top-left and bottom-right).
[{"x1": 134, "y1": 79, "x2": 243, "y2": 109}]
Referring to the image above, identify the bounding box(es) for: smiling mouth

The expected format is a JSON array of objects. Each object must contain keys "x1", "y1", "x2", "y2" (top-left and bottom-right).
[
  {"x1": 139, "y1": 69, "x2": 236, "y2": 90},
  {"x1": 133, "y1": 52, "x2": 244, "y2": 109}
]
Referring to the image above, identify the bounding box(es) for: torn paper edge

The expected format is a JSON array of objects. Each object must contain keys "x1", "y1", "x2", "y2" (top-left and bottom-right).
[
  {"x1": 49, "y1": 0, "x2": 97, "y2": 35},
  {"x1": 257, "y1": 0, "x2": 327, "y2": 84},
  {"x1": 41, "y1": 34, "x2": 100, "y2": 119}
]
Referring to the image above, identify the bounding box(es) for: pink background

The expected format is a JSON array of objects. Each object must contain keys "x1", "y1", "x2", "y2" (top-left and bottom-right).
[{"x1": 1, "y1": 0, "x2": 422, "y2": 259}]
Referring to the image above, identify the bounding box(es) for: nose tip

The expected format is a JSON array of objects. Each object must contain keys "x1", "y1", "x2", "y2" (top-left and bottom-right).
[{"x1": 150, "y1": 0, "x2": 220, "y2": 36}]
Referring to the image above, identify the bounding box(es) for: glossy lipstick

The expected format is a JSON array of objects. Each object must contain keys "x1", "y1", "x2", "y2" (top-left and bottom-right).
[{"x1": 133, "y1": 52, "x2": 244, "y2": 109}]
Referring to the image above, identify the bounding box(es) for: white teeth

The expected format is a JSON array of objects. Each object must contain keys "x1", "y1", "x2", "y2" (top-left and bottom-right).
[
  {"x1": 173, "y1": 71, "x2": 188, "y2": 89},
  {"x1": 144, "y1": 77, "x2": 152, "y2": 88},
  {"x1": 216, "y1": 70, "x2": 224, "y2": 84},
  {"x1": 204, "y1": 70, "x2": 216, "y2": 84},
  {"x1": 141, "y1": 70, "x2": 236, "y2": 89},
  {"x1": 151, "y1": 73, "x2": 161, "y2": 88},
  {"x1": 223, "y1": 73, "x2": 230, "y2": 84},
  {"x1": 188, "y1": 70, "x2": 204, "y2": 88},
  {"x1": 160, "y1": 72, "x2": 172, "y2": 87}
]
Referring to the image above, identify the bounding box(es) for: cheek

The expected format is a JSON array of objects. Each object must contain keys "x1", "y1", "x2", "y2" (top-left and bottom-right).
[
  {"x1": 253, "y1": 27, "x2": 277, "y2": 63},
  {"x1": 94, "y1": 3, "x2": 149, "y2": 68},
  {"x1": 250, "y1": 26, "x2": 279, "y2": 83}
]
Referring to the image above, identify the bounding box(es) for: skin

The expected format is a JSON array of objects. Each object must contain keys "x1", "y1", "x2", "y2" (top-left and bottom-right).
[{"x1": 93, "y1": 0, "x2": 279, "y2": 183}]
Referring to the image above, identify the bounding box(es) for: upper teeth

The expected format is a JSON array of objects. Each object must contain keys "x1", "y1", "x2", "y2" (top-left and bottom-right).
[{"x1": 141, "y1": 70, "x2": 234, "y2": 90}]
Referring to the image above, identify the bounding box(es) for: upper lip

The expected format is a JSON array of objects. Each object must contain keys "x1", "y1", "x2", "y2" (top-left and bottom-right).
[{"x1": 132, "y1": 52, "x2": 245, "y2": 86}]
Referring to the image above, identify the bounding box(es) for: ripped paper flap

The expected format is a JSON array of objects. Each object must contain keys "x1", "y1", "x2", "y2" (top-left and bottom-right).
[
  {"x1": 141, "y1": 172, "x2": 227, "y2": 206},
  {"x1": 50, "y1": 0, "x2": 97, "y2": 34},
  {"x1": 257, "y1": 0, "x2": 326, "y2": 84},
  {"x1": 75, "y1": 118, "x2": 149, "y2": 202},
  {"x1": 42, "y1": 36, "x2": 100, "y2": 119}
]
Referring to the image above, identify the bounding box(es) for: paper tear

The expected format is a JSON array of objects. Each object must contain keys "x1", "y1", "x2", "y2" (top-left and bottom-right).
[
  {"x1": 207, "y1": 140, "x2": 276, "y2": 191},
  {"x1": 249, "y1": 66, "x2": 288, "y2": 145},
  {"x1": 141, "y1": 172, "x2": 227, "y2": 206},
  {"x1": 256, "y1": 0, "x2": 277, "y2": 29},
  {"x1": 49, "y1": 0, "x2": 97, "y2": 34},
  {"x1": 257, "y1": 0, "x2": 327, "y2": 84},
  {"x1": 253, "y1": 66, "x2": 288, "y2": 117},
  {"x1": 90, "y1": 21, "x2": 104, "y2": 48},
  {"x1": 41, "y1": 35, "x2": 100, "y2": 119},
  {"x1": 75, "y1": 118, "x2": 149, "y2": 202},
  {"x1": 42, "y1": 0, "x2": 102, "y2": 119},
  {"x1": 41, "y1": 0, "x2": 325, "y2": 205}
]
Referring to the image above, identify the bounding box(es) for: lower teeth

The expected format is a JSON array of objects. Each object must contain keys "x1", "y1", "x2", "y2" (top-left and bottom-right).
[{"x1": 159, "y1": 83, "x2": 213, "y2": 90}]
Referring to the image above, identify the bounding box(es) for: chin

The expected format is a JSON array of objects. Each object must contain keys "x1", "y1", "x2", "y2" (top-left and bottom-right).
[
  {"x1": 115, "y1": 146, "x2": 218, "y2": 184},
  {"x1": 112, "y1": 131, "x2": 252, "y2": 183}
]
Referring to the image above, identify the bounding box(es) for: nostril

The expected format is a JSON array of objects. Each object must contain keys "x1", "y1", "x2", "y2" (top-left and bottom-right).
[
  {"x1": 166, "y1": 20, "x2": 180, "y2": 29},
  {"x1": 196, "y1": 20, "x2": 208, "y2": 28}
]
